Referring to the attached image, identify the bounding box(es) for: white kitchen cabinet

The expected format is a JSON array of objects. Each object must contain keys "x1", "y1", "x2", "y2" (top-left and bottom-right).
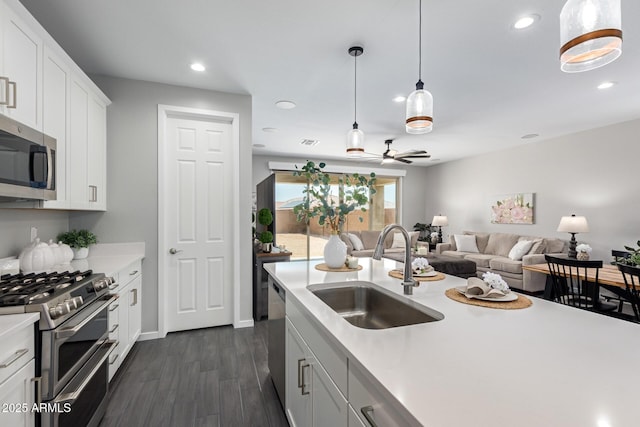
[
  {"x1": 348, "y1": 405, "x2": 367, "y2": 427},
  {"x1": 87, "y1": 95, "x2": 107, "y2": 210},
  {"x1": 107, "y1": 260, "x2": 142, "y2": 381},
  {"x1": 0, "y1": 2, "x2": 42, "y2": 131},
  {"x1": 0, "y1": 314, "x2": 38, "y2": 427},
  {"x1": 286, "y1": 318, "x2": 348, "y2": 427}
]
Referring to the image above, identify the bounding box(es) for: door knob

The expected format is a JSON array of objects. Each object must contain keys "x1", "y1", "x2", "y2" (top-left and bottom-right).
[{"x1": 169, "y1": 248, "x2": 182, "y2": 254}]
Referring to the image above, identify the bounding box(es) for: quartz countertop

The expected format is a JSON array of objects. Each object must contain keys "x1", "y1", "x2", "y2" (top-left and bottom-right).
[
  {"x1": 70, "y1": 242, "x2": 145, "y2": 277},
  {"x1": 0, "y1": 313, "x2": 39, "y2": 339},
  {"x1": 264, "y1": 258, "x2": 640, "y2": 427}
]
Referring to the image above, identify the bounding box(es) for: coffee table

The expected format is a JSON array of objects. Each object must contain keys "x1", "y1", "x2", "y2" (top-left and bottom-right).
[{"x1": 382, "y1": 252, "x2": 477, "y2": 279}]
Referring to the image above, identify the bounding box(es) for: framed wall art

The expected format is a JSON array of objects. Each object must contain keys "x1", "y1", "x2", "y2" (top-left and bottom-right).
[{"x1": 490, "y1": 193, "x2": 535, "y2": 224}]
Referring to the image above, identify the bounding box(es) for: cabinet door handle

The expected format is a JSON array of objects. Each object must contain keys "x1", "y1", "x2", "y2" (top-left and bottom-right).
[
  {"x1": 7, "y1": 81, "x2": 16, "y2": 109},
  {"x1": 109, "y1": 324, "x2": 119, "y2": 334},
  {"x1": 0, "y1": 77, "x2": 8, "y2": 105},
  {"x1": 89, "y1": 185, "x2": 97, "y2": 202},
  {"x1": 129, "y1": 270, "x2": 138, "y2": 276},
  {"x1": 0, "y1": 348, "x2": 28, "y2": 368},
  {"x1": 298, "y1": 359, "x2": 310, "y2": 396},
  {"x1": 131, "y1": 288, "x2": 137, "y2": 306},
  {"x1": 361, "y1": 406, "x2": 378, "y2": 427},
  {"x1": 297, "y1": 358, "x2": 305, "y2": 389},
  {"x1": 109, "y1": 303, "x2": 119, "y2": 312}
]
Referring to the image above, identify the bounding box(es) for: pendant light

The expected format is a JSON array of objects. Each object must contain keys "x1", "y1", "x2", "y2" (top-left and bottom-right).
[
  {"x1": 560, "y1": 0, "x2": 622, "y2": 73},
  {"x1": 346, "y1": 46, "x2": 365, "y2": 156},
  {"x1": 405, "y1": 0, "x2": 433, "y2": 134}
]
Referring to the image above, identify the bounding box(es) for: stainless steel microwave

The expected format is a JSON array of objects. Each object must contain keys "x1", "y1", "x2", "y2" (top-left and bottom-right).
[{"x1": 0, "y1": 114, "x2": 56, "y2": 201}]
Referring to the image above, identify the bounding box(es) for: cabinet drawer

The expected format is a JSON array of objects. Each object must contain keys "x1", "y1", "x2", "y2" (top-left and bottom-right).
[
  {"x1": 287, "y1": 300, "x2": 347, "y2": 396},
  {"x1": 0, "y1": 323, "x2": 35, "y2": 386},
  {"x1": 118, "y1": 260, "x2": 142, "y2": 287},
  {"x1": 348, "y1": 362, "x2": 421, "y2": 427}
]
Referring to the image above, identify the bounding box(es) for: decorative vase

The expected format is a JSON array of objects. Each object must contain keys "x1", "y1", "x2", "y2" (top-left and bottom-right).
[
  {"x1": 324, "y1": 233, "x2": 347, "y2": 268},
  {"x1": 576, "y1": 251, "x2": 589, "y2": 261},
  {"x1": 72, "y1": 247, "x2": 89, "y2": 260},
  {"x1": 262, "y1": 242, "x2": 272, "y2": 253}
]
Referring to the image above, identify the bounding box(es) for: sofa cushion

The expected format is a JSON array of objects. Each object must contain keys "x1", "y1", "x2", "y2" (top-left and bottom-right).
[
  {"x1": 526, "y1": 238, "x2": 547, "y2": 255},
  {"x1": 454, "y1": 234, "x2": 479, "y2": 253},
  {"x1": 352, "y1": 249, "x2": 374, "y2": 257},
  {"x1": 391, "y1": 232, "x2": 405, "y2": 248},
  {"x1": 340, "y1": 233, "x2": 354, "y2": 252},
  {"x1": 485, "y1": 233, "x2": 520, "y2": 257},
  {"x1": 489, "y1": 257, "x2": 523, "y2": 274},
  {"x1": 360, "y1": 231, "x2": 381, "y2": 250},
  {"x1": 464, "y1": 231, "x2": 490, "y2": 253},
  {"x1": 463, "y1": 253, "x2": 496, "y2": 268},
  {"x1": 545, "y1": 238, "x2": 565, "y2": 254},
  {"x1": 508, "y1": 240, "x2": 534, "y2": 260},
  {"x1": 347, "y1": 233, "x2": 365, "y2": 251},
  {"x1": 409, "y1": 231, "x2": 419, "y2": 247},
  {"x1": 384, "y1": 248, "x2": 405, "y2": 254},
  {"x1": 441, "y1": 250, "x2": 467, "y2": 259},
  {"x1": 448, "y1": 235, "x2": 457, "y2": 251}
]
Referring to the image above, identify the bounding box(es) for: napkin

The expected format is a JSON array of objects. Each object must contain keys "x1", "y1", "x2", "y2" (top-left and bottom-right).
[{"x1": 464, "y1": 277, "x2": 510, "y2": 299}]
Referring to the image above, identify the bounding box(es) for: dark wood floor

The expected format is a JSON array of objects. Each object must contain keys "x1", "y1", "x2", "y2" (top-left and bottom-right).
[{"x1": 100, "y1": 320, "x2": 289, "y2": 427}]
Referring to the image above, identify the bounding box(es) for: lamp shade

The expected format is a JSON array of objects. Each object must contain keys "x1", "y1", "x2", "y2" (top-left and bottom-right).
[
  {"x1": 405, "y1": 82, "x2": 433, "y2": 134},
  {"x1": 560, "y1": 0, "x2": 622, "y2": 73},
  {"x1": 346, "y1": 124, "x2": 364, "y2": 156},
  {"x1": 557, "y1": 214, "x2": 589, "y2": 233},
  {"x1": 432, "y1": 215, "x2": 448, "y2": 227}
]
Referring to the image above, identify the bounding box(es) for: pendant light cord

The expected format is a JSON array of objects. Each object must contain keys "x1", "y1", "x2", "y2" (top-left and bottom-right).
[
  {"x1": 418, "y1": 0, "x2": 422, "y2": 81},
  {"x1": 354, "y1": 52, "x2": 357, "y2": 124}
]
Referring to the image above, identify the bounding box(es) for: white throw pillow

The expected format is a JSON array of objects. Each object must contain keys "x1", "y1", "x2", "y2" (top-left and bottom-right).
[
  {"x1": 348, "y1": 233, "x2": 365, "y2": 251},
  {"x1": 508, "y1": 240, "x2": 534, "y2": 261},
  {"x1": 454, "y1": 234, "x2": 479, "y2": 253},
  {"x1": 391, "y1": 232, "x2": 405, "y2": 248}
]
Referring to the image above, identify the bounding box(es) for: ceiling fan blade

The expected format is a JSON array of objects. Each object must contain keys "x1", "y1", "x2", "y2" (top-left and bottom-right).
[
  {"x1": 399, "y1": 153, "x2": 431, "y2": 159},
  {"x1": 395, "y1": 150, "x2": 428, "y2": 158},
  {"x1": 395, "y1": 158, "x2": 412, "y2": 164}
]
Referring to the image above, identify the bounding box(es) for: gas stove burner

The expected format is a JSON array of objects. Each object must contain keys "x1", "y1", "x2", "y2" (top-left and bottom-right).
[
  {"x1": 54, "y1": 281, "x2": 74, "y2": 290},
  {"x1": 29, "y1": 292, "x2": 51, "y2": 301}
]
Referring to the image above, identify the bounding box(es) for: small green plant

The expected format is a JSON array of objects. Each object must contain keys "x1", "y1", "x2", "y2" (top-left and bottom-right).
[
  {"x1": 57, "y1": 229, "x2": 97, "y2": 249},
  {"x1": 413, "y1": 223, "x2": 433, "y2": 242},
  {"x1": 620, "y1": 240, "x2": 640, "y2": 267},
  {"x1": 292, "y1": 161, "x2": 376, "y2": 233},
  {"x1": 259, "y1": 231, "x2": 274, "y2": 244},
  {"x1": 257, "y1": 208, "x2": 273, "y2": 228}
]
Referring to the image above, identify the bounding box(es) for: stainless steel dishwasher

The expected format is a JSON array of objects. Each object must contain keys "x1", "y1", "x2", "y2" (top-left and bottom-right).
[{"x1": 268, "y1": 276, "x2": 286, "y2": 410}]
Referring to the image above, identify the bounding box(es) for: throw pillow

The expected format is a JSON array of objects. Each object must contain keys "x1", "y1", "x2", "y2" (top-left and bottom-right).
[
  {"x1": 339, "y1": 233, "x2": 353, "y2": 252},
  {"x1": 528, "y1": 238, "x2": 547, "y2": 255},
  {"x1": 391, "y1": 232, "x2": 405, "y2": 248},
  {"x1": 409, "y1": 231, "x2": 420, "y2": 247},
  {"x1": 454, "y1": 234, "x2": 479, "y2": 253},
  {"x1": 508, "y1": 240, "x2": 534, "y2": 261},
  {"x1": 348, "y1": 233, "x2": 364, "y2": 251}
]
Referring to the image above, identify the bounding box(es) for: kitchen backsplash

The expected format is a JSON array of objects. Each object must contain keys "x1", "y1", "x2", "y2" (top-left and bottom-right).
[{"x1": 0, "y1": 209, "x2": 69, "y2": 258}]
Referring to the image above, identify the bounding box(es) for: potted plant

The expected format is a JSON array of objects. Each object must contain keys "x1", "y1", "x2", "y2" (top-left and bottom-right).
[
  {"x1": 56, "y1": 229, "x2": 97, "y2": 260},
  {"x1": 619, "y1": 240, "x2": 640, "y2": 267},
  {"x1": 257, "y1": 208, "x2": 274, "y2": 252},
  {"x1": 293, "y1": 161, "x2": 376, "y2": 268},
  {"x1": 413, "y1": 223, "x2": 433, "y2": 242}
]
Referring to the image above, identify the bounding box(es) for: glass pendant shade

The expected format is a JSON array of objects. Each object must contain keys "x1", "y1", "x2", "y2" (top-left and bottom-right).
[
  {"x1": 405, "y1": 81, "x2": 433, "y2": 134},
  {"x1": 560, "y1": 0, "x2": 622, "y2": 73},
  {"x1": 346, "y1": 123, "x2": 364, "y2": 156}
]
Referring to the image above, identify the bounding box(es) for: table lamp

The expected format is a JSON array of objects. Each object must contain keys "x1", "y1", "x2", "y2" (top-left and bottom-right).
[
  {"x1": 557, "y1": 214, "x2": 589, "y2": 258},
  {"x1": 432, "y1": 215, "x2": 448, "y2": 244}
]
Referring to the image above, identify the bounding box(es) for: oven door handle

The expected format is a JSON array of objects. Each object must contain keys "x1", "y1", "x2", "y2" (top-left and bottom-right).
[
  {"x1": 55, "y1": 295, "x2": 117, "y2": 339},
  {"x1": 53, "y1": 340, "x2": 116, "y2": 405}
]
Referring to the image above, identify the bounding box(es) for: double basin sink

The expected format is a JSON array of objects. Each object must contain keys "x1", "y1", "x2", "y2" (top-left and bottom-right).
[{"x1": 307, "y1": 281, "x2": 444, "y2": 330}]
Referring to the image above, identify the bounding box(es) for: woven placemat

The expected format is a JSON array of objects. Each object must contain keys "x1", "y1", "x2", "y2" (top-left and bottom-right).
[
  {"x1": 388, "y1": 269, "x2": 445, "y2": 282},
  {"x1": 445, "y1": 288, "x2": 532, "y2": 310},
  {"x1": 315, "y1": 263, "x2": 363, "y2": 272}
]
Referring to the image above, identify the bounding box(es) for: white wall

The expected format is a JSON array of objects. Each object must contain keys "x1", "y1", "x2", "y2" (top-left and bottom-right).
[
  {"x1": 252, "y1": 154, "x2": 431, "y2": 229},
  {"x1": 423, "y1": 119, "x2": 640, "y2": 261},
  {"x1": 70, "y1": 75, "x2": 253, "y2": 334}
]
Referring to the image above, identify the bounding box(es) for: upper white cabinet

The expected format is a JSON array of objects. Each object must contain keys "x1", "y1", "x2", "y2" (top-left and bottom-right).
[
  {"x1": 0, "y1": 2, "x2": 42, "y2": 131},
  {"x1": 1, "y1": 0, "x2": 111, "y2": 211}
]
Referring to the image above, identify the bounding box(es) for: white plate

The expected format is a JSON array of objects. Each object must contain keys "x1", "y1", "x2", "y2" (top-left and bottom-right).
[
  {"x1": 455, "y1": 286, "x2": 518, "y2": 302},
  {"x1": 414, "y1": 270, "x2": 438, "y2": 277}
]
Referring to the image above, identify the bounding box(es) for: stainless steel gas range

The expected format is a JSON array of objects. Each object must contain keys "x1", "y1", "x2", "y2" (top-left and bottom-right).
[{"x1": 0, "y1": 270, "x2": 116, "y2": 427}]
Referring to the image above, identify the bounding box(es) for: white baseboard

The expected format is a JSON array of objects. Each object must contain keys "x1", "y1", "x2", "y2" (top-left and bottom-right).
[
  {"x1": 234, "y1": 319, "x2": 254, "y2": 328},
  {"x1": 138, "y1": 331, "x2": 163, "y2": 341}
]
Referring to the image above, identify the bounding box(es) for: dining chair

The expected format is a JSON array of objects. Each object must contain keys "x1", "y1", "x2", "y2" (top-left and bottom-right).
[
  {"x1": 617, "y1": 263, "x2": 640, "y2": 323},
  {"x1": 544, "y1": 255, "x2": 615, "y2": 312},
  {"x1": 612, "y1": 249, "x2": 631, "y2": 263},
  {"x1": 607, "y1": 250, "x2": 632, "y2": 312}
]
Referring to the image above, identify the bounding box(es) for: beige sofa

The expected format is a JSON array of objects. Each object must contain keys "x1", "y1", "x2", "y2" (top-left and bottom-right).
[
  {"x1": 340, "y1": 230, "x2": 419, "y2": 258},
  {"x1": 435, "y1": 231, "x2": 567, "y2": 293}
]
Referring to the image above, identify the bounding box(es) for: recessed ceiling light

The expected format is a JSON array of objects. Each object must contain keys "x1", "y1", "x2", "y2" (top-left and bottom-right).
[
  {"x1": 513, "y1": 14, "x2": 540, "y2": 30},
  {"x1": 275, "y1": 100, "x2": 296, "y2": 109},
  {"x1": 430, "y1": 158, "x2": 441, "y2": 162},
  {"x1": 299, "y1": 139, "x2": 319, "y2": 147},
  {"x1": 393, "y1": 96, "x2": 406, "y2": 103},
  {"x1": 190, "y1": 63, "x2": 205, "y2": 72},
  {"x1": 253, "y1": 144, "x2": 266, "y2": 148},
  {"x1": 521, "y1": 133, "x2": 539, "y2": 139},
  {"x1": 262, "y1": 127, "x2": 278, "y2": 133},
  {"x1": 597, "y1": 81, "x2": 616, "y2": 90}
]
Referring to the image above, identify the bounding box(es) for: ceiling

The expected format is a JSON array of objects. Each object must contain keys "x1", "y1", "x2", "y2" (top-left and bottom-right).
[{"x1": 20, "y1": 0, "x2": 640, "y2": 167}]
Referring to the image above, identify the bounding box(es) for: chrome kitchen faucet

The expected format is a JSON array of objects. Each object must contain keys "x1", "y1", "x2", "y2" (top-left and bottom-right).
[{"x1": 373, "y1": 224, "x2": 416, "y2": 295}]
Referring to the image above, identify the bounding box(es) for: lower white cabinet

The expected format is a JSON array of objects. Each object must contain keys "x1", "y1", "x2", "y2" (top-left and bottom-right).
[
  {"x1": 108, "y1": 260, "x2": 142, "y2": 381},
  {"x1": 285, "y1": 318, "x2": 347, "y2": 427},
  {"x1": 0, "y1": 360, "x2": 35, "y2": 427}
]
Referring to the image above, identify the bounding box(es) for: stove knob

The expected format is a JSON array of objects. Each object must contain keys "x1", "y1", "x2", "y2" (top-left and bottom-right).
[
  {"x1": 72, "y1": 296, "x2": 84, "y2": 309},
  {"x1": 94, "y1": 277, "x2": 112, "y2": 291},
  {"x1": 49, "y1": 303, "x2": 68, "y2": 319}
]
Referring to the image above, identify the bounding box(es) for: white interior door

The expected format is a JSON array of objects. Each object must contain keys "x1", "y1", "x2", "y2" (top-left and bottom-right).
[{"x1": 164, "y1": 114, "x2": 234, "y2": 332}]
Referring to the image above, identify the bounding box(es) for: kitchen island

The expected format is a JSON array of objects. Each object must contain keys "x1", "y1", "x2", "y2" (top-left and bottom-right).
[{"x1": 264, "y1": 258, "x2": 639, "y2": 427}]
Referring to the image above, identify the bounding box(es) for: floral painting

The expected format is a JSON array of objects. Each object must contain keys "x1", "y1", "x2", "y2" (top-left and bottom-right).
[{"x1": 490, "y1": 193, "x2": 534, "y2": 224}]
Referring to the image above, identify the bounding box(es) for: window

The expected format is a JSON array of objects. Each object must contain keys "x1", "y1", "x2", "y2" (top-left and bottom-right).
[{"x1": 274, "y1": 172, "x2": 399, "y2": 260}]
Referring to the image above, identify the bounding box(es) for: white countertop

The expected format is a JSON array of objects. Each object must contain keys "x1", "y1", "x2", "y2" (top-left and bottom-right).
[
  {"x1": 265, "y1": 258, "x2": 640, "y2": 427},
  {"x1": 0, "y1": 313, "x2": 39, "y2": 339},
  {"x1": 68, "y1": 242, "x2": 145, "y2": 276}
]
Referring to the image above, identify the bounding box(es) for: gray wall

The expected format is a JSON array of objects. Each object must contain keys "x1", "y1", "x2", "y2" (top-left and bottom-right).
[
  {"x1": 0, "y1": 209, "x2": 68, "y2": 257},
  {"x1": 422, "y1": 119, "x2": 640, "y2": 261},
  {"x1": 252, "y1": 154, "x2": 431, "y2": 229},
  {"x1": 70, "y1": 75, "x2": 253, "y2": 333}
]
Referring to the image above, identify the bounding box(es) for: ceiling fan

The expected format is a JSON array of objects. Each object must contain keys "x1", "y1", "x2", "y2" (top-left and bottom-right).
[{"x1": 364, "y1": 139, "x2": 430, "y2": 164}]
